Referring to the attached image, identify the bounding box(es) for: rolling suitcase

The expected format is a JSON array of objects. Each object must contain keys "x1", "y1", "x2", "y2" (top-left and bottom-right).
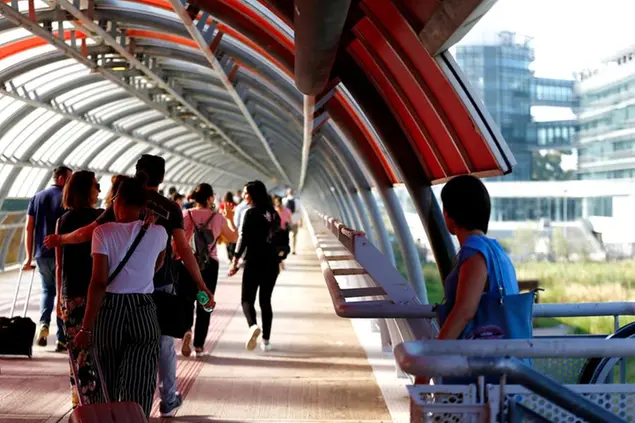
[
  {"x1": 0, "y1": 268, "x2": 37, "y2": 357},
  {"x1": 69, "y1": 348, "x2": 147, "y2": 422}
]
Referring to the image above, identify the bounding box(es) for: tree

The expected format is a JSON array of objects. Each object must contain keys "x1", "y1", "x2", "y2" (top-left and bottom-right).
[{"x1": 532, "y1": 151, "x2": 574, "y2": 181}]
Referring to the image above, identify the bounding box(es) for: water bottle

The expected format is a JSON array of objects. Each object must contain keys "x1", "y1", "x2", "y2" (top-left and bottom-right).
[{"x1": 197, "y1": 291, "x2": 214, "y2": 312}]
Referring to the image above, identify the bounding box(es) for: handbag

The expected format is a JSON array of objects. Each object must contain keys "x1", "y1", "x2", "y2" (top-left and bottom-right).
[
  {"x1": 151, "y1": 241, "x2": 195, "y2": 339},
  {"x1": 152, "y1": 289, "x2": 193, "y2": 339},
  {"x1": 435, "y1": 241, "x2": 535, "y2": 340}
]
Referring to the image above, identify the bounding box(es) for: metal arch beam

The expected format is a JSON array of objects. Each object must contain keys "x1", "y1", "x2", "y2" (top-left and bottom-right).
[
  {"x1": 310, "y1": 160, "x2": 354, "y2": 226},
  {"x1": 0, "y1": 157, "x2": 195, "y2": 207},
  {"x1": 0, "y1": 7, "x2": 300, "y2": 177},
  {"x1": 306, "y1": 168, "x2": 342, "y2": 219},
  {"x1": 313, "y1": 141, "x2": 373, "y2": 239},
  {"x1": 327, "y1": 93, "x2": 428, "y2": 303},
  {"x1": 320, "y1": 128, "x2": 393, "y2": 259},
  {"x1": 0, "y1": 4, "x2": 271, "y2": 181},
  {"x1": 312, "y1": 148, "x2": 363, "y2": 231},
  {"x1": 0, "y1": 87, "x2": 248, "y2": 182},
  {"x1": 318, "y1": 136, "x2": 375, "y2": 241},
  {"x1": 0, "y1": 55, "x2": 238, "y2": 187},
  {"x1": 0, "y1": 45, "x2": 110, "y2": 82},
  {"x1": 338, "y1": 57, "x2": 455, "y2": 283},
  {"x1": 298, "y1": 94, "x2": 314, "y2": 192},
  {"x1": 166, "y1": 0, "x2": 291, "y2": 185},
  {"x1": 46, "y1": 0, "x2": 274, "y2": 179}
]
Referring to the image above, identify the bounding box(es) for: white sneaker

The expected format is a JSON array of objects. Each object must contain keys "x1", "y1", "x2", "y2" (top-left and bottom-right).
[
  {"x1": 246, "y1": 325, "x2": 261, "y2": 351},
  {"x1": 181, "y1": 331, "x2": 192, "y2": 357},
  {"x1": 261, "y1": 340, "x2": 272, "y2": 352},
  {"x1": 194, "y1": 347, "x2": 208, "y2": 357}
]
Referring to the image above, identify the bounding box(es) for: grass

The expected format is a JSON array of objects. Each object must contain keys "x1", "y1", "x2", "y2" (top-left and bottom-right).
[{"x1": 418, "y1": 261, "x2": 635, "y2": 335}]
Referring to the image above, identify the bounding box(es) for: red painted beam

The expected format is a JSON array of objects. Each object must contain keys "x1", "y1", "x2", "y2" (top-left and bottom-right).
[
  {"x1": 0, "y1": 31, "x2": 87, "y2": 60},
  {"x1": 354, "y1": 16, "x2": 470, "y2": 176},
  {"x1": 125, "y1": 29, "x2": 198, "y2": 48},
  {"x1": 347, "y1": 38, "x2": 445, "y2": 181},
  {"x1": 362, "y1": 0, "x2": 500, "y2": 173},
  {"x1": 330, "y1": 91, "x2": 399, "y2": 185}
]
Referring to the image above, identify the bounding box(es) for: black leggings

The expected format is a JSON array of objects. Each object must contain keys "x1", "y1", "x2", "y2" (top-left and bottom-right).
[
  {"x1": 241, "y1": 260, "x2": 279, "y2": 340},
  {"x1": 193, "y1": 259, "x2": 219, "y2": 348}
]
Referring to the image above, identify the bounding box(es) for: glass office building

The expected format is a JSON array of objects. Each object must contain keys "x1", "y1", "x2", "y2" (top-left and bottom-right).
[
  {"x1": 455, "y1": 31, "x2": 576, "y2": 180},
  {"x1": 577, "y1": 46, "x2": 635, "y2": 180}
]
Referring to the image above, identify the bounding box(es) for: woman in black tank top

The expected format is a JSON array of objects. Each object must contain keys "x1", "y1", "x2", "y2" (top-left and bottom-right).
[{"x1": 55, "y1": 171, "x2": 103, "y2": 408}]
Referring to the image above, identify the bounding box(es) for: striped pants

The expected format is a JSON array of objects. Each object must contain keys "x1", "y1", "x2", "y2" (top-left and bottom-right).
[{"x1": 94, "y1": 293, "x2": 161, "y2": 417}]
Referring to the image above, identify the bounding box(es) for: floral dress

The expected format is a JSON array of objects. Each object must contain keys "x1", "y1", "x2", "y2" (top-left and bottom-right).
[{"x1": 62, "y1": 296, "x2": 102, "y2": 407}]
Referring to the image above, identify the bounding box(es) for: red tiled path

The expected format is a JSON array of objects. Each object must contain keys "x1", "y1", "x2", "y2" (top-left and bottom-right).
[{"x1": 0, "y1": 228, "x2": 392, "y2": 423}]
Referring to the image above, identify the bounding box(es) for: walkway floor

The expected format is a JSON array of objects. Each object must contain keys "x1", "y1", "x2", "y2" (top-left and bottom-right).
[{"x1": 0, "y1": 228, "x2": 398, "y2": 422}]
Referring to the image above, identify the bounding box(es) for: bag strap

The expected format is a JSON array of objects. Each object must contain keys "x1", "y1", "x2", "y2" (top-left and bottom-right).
[
  {"x1": 108, "y1": 222, "x2": 148, "y2": 285},
  {"x1": 189, "y1": 210, "x2": 219, "y2": 254},
  {"x1": 484, "y1": 239, "x2": 506, "y2": 298}
]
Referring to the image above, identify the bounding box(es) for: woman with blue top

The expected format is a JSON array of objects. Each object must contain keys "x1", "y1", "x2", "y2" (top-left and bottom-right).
[{"x1": 436, "y1": 175, "x2": 520, "y2": 341}]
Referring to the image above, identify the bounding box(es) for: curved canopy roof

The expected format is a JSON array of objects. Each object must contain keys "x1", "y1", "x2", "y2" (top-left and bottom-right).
[{"x1": 0, "y1": 0, "x2": 514, "y2": 209}]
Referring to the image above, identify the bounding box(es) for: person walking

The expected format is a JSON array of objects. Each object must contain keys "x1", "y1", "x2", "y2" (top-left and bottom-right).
[
  {"x1": 218, "y1": 191, "x2": 237, "y2": 261},
  {"x1": 24, "y1": 165, "x2": 72, "y2": 351},
  {"x1": 273, "y1": 195, "x2": 292, "y2": 271},
  {"x1": 180, "y1": 184, "x2": 238, "y2": 357},
  {"x1": 228, "y1": 181, "x2": 281, "y2": 352},
  {"x1": 74, "y1": 177, "x2": 167, "y2": 417},
  {"x1": 55, "y1": 171, "x2": 103, "y2": 408},
  {"x1": 282, "y1": 189, "x2": 300, "y2": 255},
  {"x1": 43, "y1": 155, "x2": 214, "y2": 417}
]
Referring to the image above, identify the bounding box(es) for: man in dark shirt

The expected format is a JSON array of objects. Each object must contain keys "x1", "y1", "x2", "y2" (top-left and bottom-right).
[
  {"x1": 44, "y1": 155, "x2": 213, "y2": 418},
  {"x1": 23, "y1": 166, "x2": 72, "y2": 351}
]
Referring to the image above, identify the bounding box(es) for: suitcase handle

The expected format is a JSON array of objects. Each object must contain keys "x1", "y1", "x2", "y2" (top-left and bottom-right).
[
  {"x1": 9, "y1": 268, "x2": 36, "y2": 318},
  {"x1": 68, "y1": 345, "x2": 111, "y2": 406}
]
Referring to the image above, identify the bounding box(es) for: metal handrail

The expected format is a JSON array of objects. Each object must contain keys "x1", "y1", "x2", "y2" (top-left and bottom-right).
[
  {"x1": 314, "y1": 211, "x2": 635, "y2": 321},
  {"x1": 393, "y1": 346, "x2": 628, "y2": 423},
  {"x1": 395, "y1": 338, "x2": 635, "y2": 359}
]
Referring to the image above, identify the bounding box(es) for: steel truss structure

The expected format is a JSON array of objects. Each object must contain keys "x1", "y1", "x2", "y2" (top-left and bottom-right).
[{"x1": 0, "y1": 0, "x2": 513, "y2": 295}]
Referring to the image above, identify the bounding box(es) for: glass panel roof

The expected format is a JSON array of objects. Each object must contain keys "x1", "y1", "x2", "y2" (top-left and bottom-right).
[
  {"x1": 11, "y1": 111, "x2": 64, "y2": 160},
  {"x1": 8, "y1": 167, "x2": 48, "y2": 198},
  {"x1": 66, "y1": 131, "x2": 115, "y2": 167},
  {"x1": 89, "y1": 138, "x2": 131, "y2": 170},
  {"x1": 32, "y1": 121, "x2": 93, "y2": 163},
  {"x1": 0, "y1": 0, "x2": 332, "y2": 194},
  {"x1": 110, "y1": 143, "x2": 149, "y2": 173}
]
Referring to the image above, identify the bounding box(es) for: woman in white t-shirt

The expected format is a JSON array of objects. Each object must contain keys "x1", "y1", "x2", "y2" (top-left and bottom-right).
[
  {"x1": 180, "y1": 183, "x2": 238, "y2": 357},
  {"x1": 74, "y1": 177, "x2": 167, "y2": 417}
]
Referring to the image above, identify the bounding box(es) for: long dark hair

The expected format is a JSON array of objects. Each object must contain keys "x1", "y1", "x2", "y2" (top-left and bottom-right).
[{"x1": 245, "y1": 180, "x2": 274, "y2": 213}]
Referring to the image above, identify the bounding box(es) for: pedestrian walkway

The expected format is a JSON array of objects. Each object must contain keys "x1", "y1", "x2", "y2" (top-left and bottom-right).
[{"x1": 0, "y1": 228, "x2": 402, "y2": 422}]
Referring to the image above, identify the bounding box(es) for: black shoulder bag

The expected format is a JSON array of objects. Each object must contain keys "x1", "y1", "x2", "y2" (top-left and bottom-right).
[{"x1": 152, "y1": 236, "x2": 195, "y2": 340}]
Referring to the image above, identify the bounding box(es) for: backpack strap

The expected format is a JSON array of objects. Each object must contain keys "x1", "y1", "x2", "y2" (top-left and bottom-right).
[
  {"x1": 189, "y1": 210, "x2": 219, "y2": 253},
  {"x1": 108, "y1": 223, "x2": 148, "y2": 285}
]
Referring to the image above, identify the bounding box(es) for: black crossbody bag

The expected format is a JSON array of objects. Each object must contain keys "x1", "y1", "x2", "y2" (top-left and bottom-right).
[{"x1": 152, "y1": 238, "x2": 195, "y2": 340}]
